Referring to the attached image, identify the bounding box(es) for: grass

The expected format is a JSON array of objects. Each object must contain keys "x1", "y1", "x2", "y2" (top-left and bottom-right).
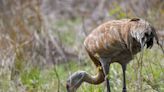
[
  {"x1": 4, "y1": 46, "x2": 161, "y2": 92},
  {"x1": 66, "y1": 47, "x2": 163, "y2": 92},
  {"x1": 0, "y1": 16, "x2": 163, "y2": 92},
  {"x1": 53, "y1": 18, "x2": 82, "y2": 46},
  {"x1": 0, "y1": 47, "x2": 163, "y2": 92},
  {"x1": 1, "y1": 1, "x2": 163, "y2": 92}
]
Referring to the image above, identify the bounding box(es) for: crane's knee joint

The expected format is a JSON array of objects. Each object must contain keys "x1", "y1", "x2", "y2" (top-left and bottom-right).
[
  {"x1": 105, "y1": 75, "x2": 109, "y2": 79},
  {"x1": 97, "y1": 65, "x2": 102, "y2": 72}
]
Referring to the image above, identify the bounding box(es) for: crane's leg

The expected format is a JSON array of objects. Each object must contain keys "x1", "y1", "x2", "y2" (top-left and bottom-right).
[
  {"x1": 100, "y1": 58, "x2": 110, "y2": 92},
  {"x1": 122, "y1": 64, "x2": 127, "y2": 92}
]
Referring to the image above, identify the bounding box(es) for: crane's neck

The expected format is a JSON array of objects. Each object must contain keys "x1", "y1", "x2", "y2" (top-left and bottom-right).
[{"x1": 66, "y1": 69, "x2": 104, "y2": 92}]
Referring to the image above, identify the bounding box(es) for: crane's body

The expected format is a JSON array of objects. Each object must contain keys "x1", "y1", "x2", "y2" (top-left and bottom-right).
[
  {"x1": 84, "y1": 19, "x2": 141, "y2": 65},
  {"x1": 66, "y1": 18, "x2": 159, "y2": 92}
]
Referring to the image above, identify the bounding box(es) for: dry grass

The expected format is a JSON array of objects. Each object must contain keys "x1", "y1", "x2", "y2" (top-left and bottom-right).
[{"x1": 0, "y1": 0, "x2": 163, "y2": 92}]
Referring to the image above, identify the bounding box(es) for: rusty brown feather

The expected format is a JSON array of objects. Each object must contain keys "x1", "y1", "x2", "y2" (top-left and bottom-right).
[{"x1": 66, "y1": 18, "x2": 160, "y2": 92}]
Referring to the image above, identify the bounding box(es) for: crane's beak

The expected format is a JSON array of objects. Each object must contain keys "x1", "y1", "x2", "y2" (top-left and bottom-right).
[
  {"x1": 66, "y1": 82, "x2": 76, "y2": 92},
  {"x1": 66, "y1": 79, "x2": 76, "y2": 92},
  {"x1": 66, "y1": 83, "x2": 70, "y2": 92}
]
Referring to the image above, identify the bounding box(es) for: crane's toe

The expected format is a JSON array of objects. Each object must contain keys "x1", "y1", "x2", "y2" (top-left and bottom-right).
[{"x1": 122, "y1": 88, "x2": 127, "y2": 92}]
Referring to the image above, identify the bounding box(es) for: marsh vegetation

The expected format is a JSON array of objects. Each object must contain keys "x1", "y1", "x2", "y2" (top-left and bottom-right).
[{"x1": 0, "y1": 0, "x2": 163, "y2": 92}]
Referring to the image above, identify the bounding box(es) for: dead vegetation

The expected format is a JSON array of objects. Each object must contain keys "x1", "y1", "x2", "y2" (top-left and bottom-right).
[{"x1": 0, "y1": 0, "x2": 163, "y2": 92}]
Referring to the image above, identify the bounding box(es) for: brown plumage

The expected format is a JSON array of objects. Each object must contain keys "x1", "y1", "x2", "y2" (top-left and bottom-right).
[{"x1": 66, "y1": 18, "x2": 159, "y2": 92}]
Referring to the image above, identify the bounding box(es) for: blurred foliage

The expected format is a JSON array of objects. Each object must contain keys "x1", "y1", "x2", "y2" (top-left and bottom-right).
[
  {"x1": 109, "y1": 3, "x2": 127, "y2": 19},
  {"x1": 21, "y1": 68, "x2": 42, "y2": 91},
  {"x1": 0, "y1": 0, "x2": 163, "y2": 92}
]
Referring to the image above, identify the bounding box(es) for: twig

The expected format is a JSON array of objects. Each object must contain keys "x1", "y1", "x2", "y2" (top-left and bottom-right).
[
  {"x1": 82, "y1": 16, "x2": 88, "y2": 37},
  {"x1": 54, "y1": 66, "x2": 60, "y2": 92}
]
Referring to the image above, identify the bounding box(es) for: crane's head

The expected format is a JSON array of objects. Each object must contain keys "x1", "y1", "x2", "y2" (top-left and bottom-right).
[
  {"x1": 66, "y1": 71, "x2": 86, "y2": 92},
  {"x1": 130, "y1": 18, "x2": 159, "y2": 49}
]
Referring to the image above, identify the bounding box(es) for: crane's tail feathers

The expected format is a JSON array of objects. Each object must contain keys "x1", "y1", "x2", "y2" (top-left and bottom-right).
[
  {"x1": 154, "y1": 30, "x2": 164, "y2": 54},
  {"x1": 157, "y1": 42, "x2": 164, "y2": 54}
]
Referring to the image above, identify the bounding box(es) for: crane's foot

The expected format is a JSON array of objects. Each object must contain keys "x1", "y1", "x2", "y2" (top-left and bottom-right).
[
  {"x1": 105, "y1": 77, "x2": 111, "y2": 92},
  {"x1": 107, "y1": 90, "x2": 110, "y2": 92},
  {"x1": 122, "y1": 88, "x2": 127, "y2": 92}
]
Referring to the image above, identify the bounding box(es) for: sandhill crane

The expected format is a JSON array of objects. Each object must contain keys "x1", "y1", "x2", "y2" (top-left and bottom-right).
[{"x1": 66, "y1": 18, "x2": 160, "y2": 92}]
